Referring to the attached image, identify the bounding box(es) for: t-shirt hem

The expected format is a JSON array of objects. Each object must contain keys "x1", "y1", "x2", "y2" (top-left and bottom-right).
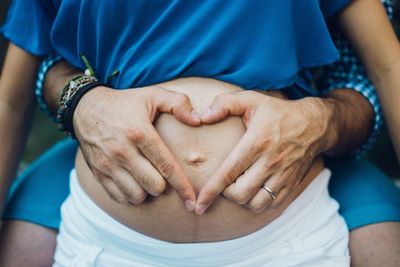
[
  {"x1": 340, "y1": 203, "x2": 400, "y2": 231},
  {"x1": 0, "y1": 27, "x2": 50, "y2": 57}
]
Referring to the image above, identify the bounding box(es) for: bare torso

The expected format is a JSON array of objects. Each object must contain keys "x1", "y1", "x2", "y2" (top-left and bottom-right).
[{"x1": 76, "y1": 77, "x2": 324, "y2": 243}]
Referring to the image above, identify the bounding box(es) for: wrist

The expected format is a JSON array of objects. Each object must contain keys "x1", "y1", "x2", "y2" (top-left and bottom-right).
[
  {"x1": 43, "y1": 61, "x2": 83, "y2": 113},
  {"x1": 319, "y1": 98, "x2": 341, "y2": 155},
  {"x1": 57, "y1": 75, "x2": 107, "y2": 138},
  {"x1": 297, "y1": 97, "x2": 339, "y2": 155},
  {"x1": 74, "y1": 85, "x2": 112, "y2": 114},
  {"x1": 72, "y1": 86, "x2": 114, "y2": 140}
]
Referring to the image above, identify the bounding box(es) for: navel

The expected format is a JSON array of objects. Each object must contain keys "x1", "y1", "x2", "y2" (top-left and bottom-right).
[{"x1": 185, "y1": 152, "x2": 207, "y2": 166}]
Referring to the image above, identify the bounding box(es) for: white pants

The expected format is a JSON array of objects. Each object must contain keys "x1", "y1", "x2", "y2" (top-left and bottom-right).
[{"x1": 53, "y1": 169, "x2": 350, "y2": 267}]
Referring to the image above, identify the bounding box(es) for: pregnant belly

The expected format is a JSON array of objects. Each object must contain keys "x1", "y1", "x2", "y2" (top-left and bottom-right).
[{"x1": 76, "y1": 77, "x2": 324, "y2": 243}]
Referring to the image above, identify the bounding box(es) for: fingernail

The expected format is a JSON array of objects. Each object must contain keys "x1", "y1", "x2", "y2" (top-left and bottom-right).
[
  {"x1": 185, "y1": 200, "x2": 195, "y2": 211},
  {"x1": 195, "y1": 204, "x2": 207, "y2": 215}
]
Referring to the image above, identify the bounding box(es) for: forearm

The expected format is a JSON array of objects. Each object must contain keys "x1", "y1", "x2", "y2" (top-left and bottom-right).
[
  {"x1": 0, "y1": 104, "x2": 35, "y2": 213},
  {"x1": 0, "y1": 44, "x2": 39, "y2": 214},
  {"x1": 338, "y1": 0, "x2": 400, "y2": 158},
  {"x1": 321, "y1": 89, "x2": 374, "y2": 156},
  {"x1": 315, "y1": 0, "x2": 394, "y2": 156},
  {"x1": 373, "y1": 64, "x2": 400, "y2": 157}
]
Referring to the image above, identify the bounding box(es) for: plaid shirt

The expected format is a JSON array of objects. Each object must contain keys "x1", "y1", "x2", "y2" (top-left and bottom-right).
[{"x1": 317, "y1": 0, "x2": 393, "y2": 156}]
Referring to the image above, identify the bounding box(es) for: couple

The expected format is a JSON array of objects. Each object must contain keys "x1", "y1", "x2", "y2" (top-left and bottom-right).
[{"x1": 1, "y1": 0, "x2": 400, "y2": 266}]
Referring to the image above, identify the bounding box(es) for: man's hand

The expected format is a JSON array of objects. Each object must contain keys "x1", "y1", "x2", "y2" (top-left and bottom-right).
[
  {"x1": 73, "y1": 85, "x2": 201, "y2": 210},
  {"x1": 194, "y1": 91, "x2": 339, "y2": 215}
]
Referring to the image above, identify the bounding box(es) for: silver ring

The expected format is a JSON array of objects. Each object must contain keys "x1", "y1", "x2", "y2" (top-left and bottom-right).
[{"x1": 262, "y1": 185, "x2": 278, "y2": 199}]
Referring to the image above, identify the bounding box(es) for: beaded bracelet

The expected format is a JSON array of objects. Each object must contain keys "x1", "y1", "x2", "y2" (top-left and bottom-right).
[
  {"x1": 35, "y1": 54, "x2": 63, "y2": 118},
  {"x1": 56, "y1": 53, "x2": 118, "y2": 138},
  {"x1": 56, "y1": 75, "x2": 106, "y2": 139}
]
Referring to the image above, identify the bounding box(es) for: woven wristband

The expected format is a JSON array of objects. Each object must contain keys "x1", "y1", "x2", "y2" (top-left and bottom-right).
[
  {"x1": 57, "y1": 76, "x2": 106, "y2": 139},
  {"x1": 64, "y1": 81, "x2": 106, "y2": 139}
]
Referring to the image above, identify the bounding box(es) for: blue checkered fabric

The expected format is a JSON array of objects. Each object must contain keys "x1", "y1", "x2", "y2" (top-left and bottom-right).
[{"x1": 318, "y1": 0, "x2": 393, "y2": 156}]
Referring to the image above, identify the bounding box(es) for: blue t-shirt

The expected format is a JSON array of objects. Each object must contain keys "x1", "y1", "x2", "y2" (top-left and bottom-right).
[{"x1": 1, "y1": 0, "x2": 350, "y2": 94}]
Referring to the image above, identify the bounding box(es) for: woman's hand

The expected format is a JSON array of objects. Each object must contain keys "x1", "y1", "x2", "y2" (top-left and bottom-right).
[
  {"x1": 195, "y1": 91, "x2": 337, "y2": 214},
  {"x1": 73, "y1": 85, "x2": 201, "y2": 211}
]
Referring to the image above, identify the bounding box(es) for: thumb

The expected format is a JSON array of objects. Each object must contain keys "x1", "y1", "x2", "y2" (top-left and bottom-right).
[
  {"x1": 201, "y1": 92, "x2": 249, "y2": 124},
  {"x1": 152, "y1": 87, "x2": 201, "y2": 126}
]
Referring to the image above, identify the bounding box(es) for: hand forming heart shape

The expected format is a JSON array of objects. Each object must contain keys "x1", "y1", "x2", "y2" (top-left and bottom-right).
[{"x1": 74, "y1": 78, "x2": 331, "y2": 215}]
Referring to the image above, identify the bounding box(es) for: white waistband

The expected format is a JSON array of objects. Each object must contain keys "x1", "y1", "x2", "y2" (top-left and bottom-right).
[{"x1": 55, "y1": 169, "x2": 349, "y2": 266}]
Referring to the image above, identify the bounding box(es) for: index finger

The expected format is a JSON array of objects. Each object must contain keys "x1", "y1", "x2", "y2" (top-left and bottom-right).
[
  {"x1": 136, "y1": 126, "x2": 196, "y2": 211},
  {"x1": 195, "y1": 130, "x2": 260, "y2": 215}
]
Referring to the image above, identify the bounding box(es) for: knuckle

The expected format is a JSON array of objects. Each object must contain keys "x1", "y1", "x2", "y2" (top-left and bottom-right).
[
  {"x1": 266, "y1": 158, "x2": 282, "y2": 170},
  {"x1": 138, "y1": 174, "x2": 166, "y2": 196},
  {"x1": 90, "y1": 167, "x2": 102, "y2": 179},
  {"x1": 108, "y1": 191, "x2": 128, "y2": 205},
  {"x1": 239, "y1": 154, "x2": 254, "y2": 168},
  {"x1": 123, "y1": 184, "x2": 135, "y2": 199},
  {"x1": 158, "y1": 162, "x2": 175, "y2": 179},
  {"x1": 222, "y1": 171, "x2": 238, "y2": 186},
  {"x1": 136, "y1": 191, "x2": 148, "y2": 203},
  {"x1": 229, "y1": 190, "x2": 250, "y2": 205},
  {"x1": 269, "y1": 152, "x2": 286, "y2": 169},
  {"x1": 175, "y1": 93, "x2": 190, "y2": 106},
  {"x1": 200, "y1": 190, "x2": 218, "y2": 203},
  {"x1": 128, "y1": 190, "x2": 147, "y2": 204},
  {"x1": 250, "y1": 202, "x2": 266, "y2": 214},
  {"x1": 98, "y1": 159, "x2": 114, "y2": 172},
  {"x1": 250, "y1": 204, "x2": 266, "y2": 213},
  {"x1": 253, "y1": 139, "x2": 270, "y2": 155},
  {"x1": 110, "y1": 144, "x2": 128, "y2": 161},
  {"x1": 125, "y1": 127, "x2": 145, "y2": 143},
  {"x1": 122, "y1": 183, "x2": 146, "y2": 204},
  {"x1": 150, "y1": 180, "x2": 166, "y2": 196}
]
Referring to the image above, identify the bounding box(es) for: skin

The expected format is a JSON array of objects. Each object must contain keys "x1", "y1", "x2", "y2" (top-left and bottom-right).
[
  {"x1": 195, "y1": 89, "x2": 372, "y2": 214},
  {"x1": 1, "y1": 0, "x2": 399, "y2": 265},
  {"x1": 0, "y1": 44, "x2": 46, "y2": 267},
  {"x1": 0, "y1": 221, "x2": 56, "y2": 267},
  {"x1": 339, "y1": 0, "x2": 400, "y2": 161},
  {"x1": 40, "y1": 64, "x2": 374, "y2": 215},
  {"x1": 75, "y1": 78, "x2": 327, "y2": 242},
  {"x1": 0, "y1": 35, "x2": 374, "y2": 267},
  {"x1": 74, "y1": 85, "x2": 202, "y2": 209},
  {"x1": 335, "y1": 1, "x2": 400, "y2": 266},
  {"x1": 46, "y1": 65, "x2": 202, "y2": 210},
  {"x1": 0, "y1": 53, "x2": 380, "y2": 265},
  {"x1": 0, "y1": 44, "x2": 39, "y2": 215}
]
